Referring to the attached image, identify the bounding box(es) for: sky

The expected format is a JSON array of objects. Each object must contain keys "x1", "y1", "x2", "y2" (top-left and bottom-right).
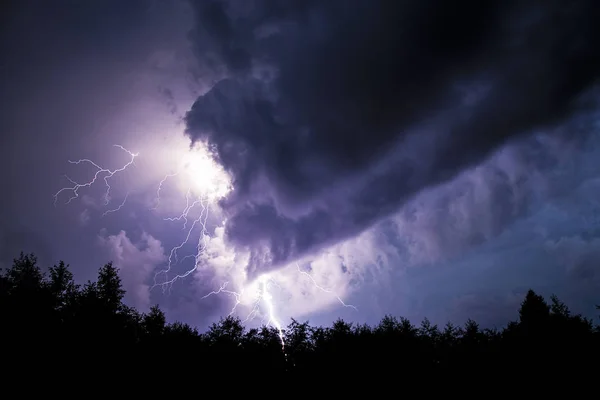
[{"x1": 1, "y1": 0, "x2": 600, "y2": 331}]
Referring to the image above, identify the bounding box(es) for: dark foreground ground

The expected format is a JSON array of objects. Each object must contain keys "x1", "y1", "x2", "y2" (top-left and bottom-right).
[{"x1": 2, "y1": 252, "x2": 598, "y2": 392}]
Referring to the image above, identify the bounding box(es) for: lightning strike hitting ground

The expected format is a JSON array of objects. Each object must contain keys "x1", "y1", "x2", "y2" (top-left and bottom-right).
[
  {"x1": 198, "y1": 266, "x2": 356, "y2": 350},
  {"x1": 259, "y1": 278, "x2": 286, "y2": 350},
  {"x1": 200, "y1": 276, "x2": 286, "y2": 349},
  {"x1": 54, "y1": 142, "x2": 355, "y2": 353}
]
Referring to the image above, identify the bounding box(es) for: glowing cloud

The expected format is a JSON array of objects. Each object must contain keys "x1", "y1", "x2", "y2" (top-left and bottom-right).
[
  {"x1": 178, "y1": 142, "x2": 232, "y2": 201},
  {"x1": 54, "y1": 140, "x2": 357, "y2": 352}
]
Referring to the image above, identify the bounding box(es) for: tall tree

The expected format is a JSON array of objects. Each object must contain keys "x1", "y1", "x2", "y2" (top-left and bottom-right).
[
  {"x1": 97, "y1": 262, "x2": 125, "y2": 313},
  {"x1": 48, "y1": 261, "x2": 78, "y2": 312},
  {"x1": 519, "y1": 289, "x2": 550, "y2": 328}
]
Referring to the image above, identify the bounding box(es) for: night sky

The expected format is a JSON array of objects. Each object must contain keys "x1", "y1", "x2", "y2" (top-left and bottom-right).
[{"x1": 2, "y1": 0, "x2": 600, "y2": 331}]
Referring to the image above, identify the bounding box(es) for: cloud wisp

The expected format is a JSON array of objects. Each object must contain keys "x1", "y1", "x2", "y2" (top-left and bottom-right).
[{"x1": 98, "y1": 230, "x2": 167, "y2": 311}]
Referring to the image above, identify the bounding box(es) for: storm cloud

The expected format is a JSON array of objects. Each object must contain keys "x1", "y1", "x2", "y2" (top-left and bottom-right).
[{"x1": 184, "y1": 0, "x2": 600, "y2": 276}]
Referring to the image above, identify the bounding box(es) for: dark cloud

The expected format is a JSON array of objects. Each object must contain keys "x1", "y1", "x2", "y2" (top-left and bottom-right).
[
  {"x1": 0, "y1": 0, "x2": 183, "y2": 93},
  {"x1": 183, "y1": 0, "x2": 600, "y2": 277}
]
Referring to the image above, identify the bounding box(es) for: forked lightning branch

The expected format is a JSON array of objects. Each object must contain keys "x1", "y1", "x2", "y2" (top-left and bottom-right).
[{"x1": 53, "y1": 143, "x2": 355, "y2": 350}]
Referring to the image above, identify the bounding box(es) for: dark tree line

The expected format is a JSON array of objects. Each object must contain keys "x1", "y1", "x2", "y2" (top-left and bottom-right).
[{"x1": 1, "y1": 252, "x2": 599, "y2": 388}]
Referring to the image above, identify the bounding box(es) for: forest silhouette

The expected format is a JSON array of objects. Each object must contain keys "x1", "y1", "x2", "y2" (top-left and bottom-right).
[{"x1": 2, "y1": 252, "x2": 599, "y2": 386}]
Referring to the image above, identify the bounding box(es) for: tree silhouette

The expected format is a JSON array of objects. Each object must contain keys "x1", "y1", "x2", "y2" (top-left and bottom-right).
[
  {"x1": 0, "y1": 251, "x2": 598, "y2": 386},
  {"x1": 519, "y1": 289, "x2": 550, "y2": 328},
  {"x1": 97, "y1": 262, "x2": 125, "y2": 312}
]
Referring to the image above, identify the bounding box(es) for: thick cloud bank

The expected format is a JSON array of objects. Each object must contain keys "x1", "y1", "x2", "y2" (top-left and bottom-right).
[{"x1": 184, "y1": 0, "x2": 600, "y2": 276}]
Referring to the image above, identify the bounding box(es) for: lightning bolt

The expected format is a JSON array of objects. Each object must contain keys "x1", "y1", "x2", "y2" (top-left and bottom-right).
[
  {"x1": 150, "y1": 167, "x2": 356, "y2": 352},
  {"x1": 163, "y1": 188, "x2": 203, "y2": 229},
  {"x1": 150, "y1": 175, "x2": 288, "y2": 352},
  {"x1": 199, "y1": 265, "x2": 356, "y2": 352},
  {"x1": 150, "y1": 172, "x2": 178, "y2": 211},
  {"x1": 201, "y1": 277, "x2": 287, "y2": 350},
  {"x1": 55, "y1": 142, "x2": 356, "y2": 357},
  {"x1": 53, "y1": 144, "x2": 138, "y2": 209},
  {"x1": 259, "y1": 278, "x2": 286, "y2": 350},
  {"x1": 150, "y1": 172, "x2": 212, "y2": 295},
  {"x1": 296, "y1": 262, "x2": 358, "y2": 311},
  {"x1": 102, "y1": 192, "x2": 130, "y2": 217}
]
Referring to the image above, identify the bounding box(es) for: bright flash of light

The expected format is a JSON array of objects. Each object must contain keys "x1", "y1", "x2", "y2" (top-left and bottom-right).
[
  {"x1": 54, "y1": 141, "x2": 357, "y2": 356},
  {"x1": 150, "y1": 141, "x2": 232, "y2": 293},
  {"x1": 53, "y1": 144, "x2": 138, "y2": 208},
  {"x1": 259, "y1": 277, "x2": 286, "y2": 349},
  {"x1": 201, "y1": 275, "x2": 287, "y2": 350},
  {"x1": 179, "y1": 142, "x2": 232, "y2": 201},
  {"x1": 200, "y1": 264, "x2": 358, "y2": 351}
]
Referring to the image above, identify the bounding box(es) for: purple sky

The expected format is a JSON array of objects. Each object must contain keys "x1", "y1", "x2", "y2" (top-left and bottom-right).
[{"x1": 1, "y1": 0, "x2": 600, "y2": 330}]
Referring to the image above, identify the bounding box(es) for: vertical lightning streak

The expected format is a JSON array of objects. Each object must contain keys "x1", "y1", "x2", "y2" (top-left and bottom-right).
[
  {"x1": 55, "y1": 142, "x2": 355, "y2": 358},
  {"x1": 259, "y1": 278, "x2": 286, "y2": 350},
  {"x1": 201, "y1": 277, "x2": 286, "y2": 350},
  {"x1": 201, "y1": 262, "x2": 356, "y2": 354}
]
